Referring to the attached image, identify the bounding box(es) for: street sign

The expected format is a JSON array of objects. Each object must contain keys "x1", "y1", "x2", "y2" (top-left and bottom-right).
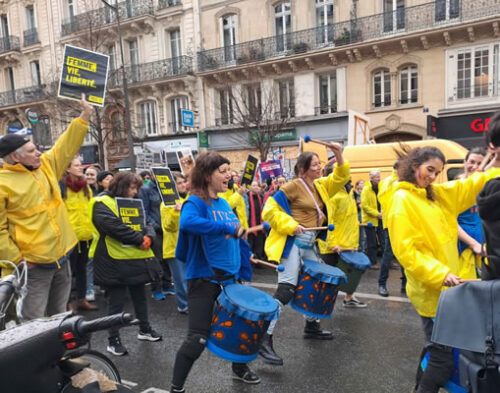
[
  {"x1": 7, "y1": 126, "x2": 33, "y2": 135},
  {"x1": 181, "y1": 109, "x2": 194, "y2": 127},
  {"x1": 25, "y1": 108, "x2": 38, "y2": 124}
]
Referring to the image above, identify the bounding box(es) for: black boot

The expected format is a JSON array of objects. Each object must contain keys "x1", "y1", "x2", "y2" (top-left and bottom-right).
[
  {"x1": 258, "y1": 333, "x2": 283, "y2": 365},
  {"x1": 303, "y1": 319, "x2": 333, "y2": 340}
]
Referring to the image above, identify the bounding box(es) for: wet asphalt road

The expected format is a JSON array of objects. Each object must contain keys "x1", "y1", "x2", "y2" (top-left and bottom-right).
[{"x1": 83, "y1": 265, "x2": 422, "y2": 393}]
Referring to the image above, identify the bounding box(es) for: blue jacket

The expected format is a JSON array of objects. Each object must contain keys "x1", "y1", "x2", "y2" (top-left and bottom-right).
[{"x1": 139, "y1": 180, "x2": 162, "y2": 232}]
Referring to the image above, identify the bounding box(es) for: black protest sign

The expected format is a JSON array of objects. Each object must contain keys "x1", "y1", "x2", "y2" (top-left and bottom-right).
[
  {"x1": 151, "y1": 167, "x2": 179, "y2": 207},
  {"x1": 240, "y1": 155, "x2": 259, "y2": 189},
  {"x1": 115, "y1": 198, "x2": 145, "y2": 232},
  {"x1": 58, "y1": 45, "x2": 110, "y2": 107}
]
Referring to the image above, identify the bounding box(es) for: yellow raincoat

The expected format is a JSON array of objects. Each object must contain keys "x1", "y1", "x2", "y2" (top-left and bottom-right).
[
  {"x1": 64, "y1": 187, "x2": 93, "y2": 241},
  {"x1": 160, "y1": 194, "x2": 188, "y2": 259},
  {"x1": 263, "y1": 162, "x2": 350, "y2": 262},
  {"x1": 361, "y1": 182, "x2": 379, "y2": 226},
  {"x1": 0, "y1": 118, "x2": 88, "y2": 265},
  {"x1": 387, "y1": 168, "x2": 500, "y2": 318},
  {"x1": 378, "y1": 171, "x2": 399, "y2": 230}
]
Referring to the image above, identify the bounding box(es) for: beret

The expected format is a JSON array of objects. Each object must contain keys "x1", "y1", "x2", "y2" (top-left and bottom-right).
[
  {"x1": 0, "y1": 134, "x2": 30, "y2": 158},
  {"x1": 97, "y1": 170, "x2": 113, "y2": 183}
]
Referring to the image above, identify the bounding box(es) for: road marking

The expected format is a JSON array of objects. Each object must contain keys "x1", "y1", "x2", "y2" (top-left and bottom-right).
[
  {"x1": 140, "y1": 388, "x2": 169, "y2": 393},
  {"x1": 249, "y1": 282, "x2": 411, "y2": 303},
  {"x1": 121, "y1": 379, "x2": 138, "y2": 387}
]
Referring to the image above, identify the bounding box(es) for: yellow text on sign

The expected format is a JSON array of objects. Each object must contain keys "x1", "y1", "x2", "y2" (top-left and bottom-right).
[
  {"x1": 120, "y1": 208, "x2": 139, "y2": 217},
  {"x1": 162, "y1": 189, "x2": 175, "y2": 195},
  {"x1": 67, "y1": 56, "x2": 97, "y2": 72},
  {"x1": 156, "y1": 176, "x2": 171, "y2": 183}
]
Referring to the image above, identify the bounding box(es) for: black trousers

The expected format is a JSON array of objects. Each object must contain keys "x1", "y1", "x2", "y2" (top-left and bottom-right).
[
  {"x1": 171, "y1": 275, "x2": 246, "y2": 389},
  {"x1": 248, "y1": 232, "x2": 266, "y2": 260},
  {"x1": 151, "y1": 231, "x2": 172, "y2": 292},
  {"x1": 70, "y1": 241, "x2": 89, "y2": 300},
  {"x1": 105, "y1": 284, "x2": 150, "y2": 337}
]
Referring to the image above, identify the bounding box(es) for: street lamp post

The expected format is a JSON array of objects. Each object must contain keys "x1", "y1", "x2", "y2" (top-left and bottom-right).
[{"x1": 101, "y1": 0, "x2": 136, "y2": 172}]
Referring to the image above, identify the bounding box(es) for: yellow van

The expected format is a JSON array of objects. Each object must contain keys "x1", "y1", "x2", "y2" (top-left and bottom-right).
[{"x1": 343, "y1": 139, "x2": 468, "y2": 185}]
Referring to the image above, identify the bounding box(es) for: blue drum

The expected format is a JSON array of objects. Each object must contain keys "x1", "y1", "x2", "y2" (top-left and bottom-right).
[
  {"x1": 337, "y1": 251, "x2": 371, "y2": 294},
  {"x1": 291, "y1": 260, "x2": 347, "y2": 319},
  {"x1": 207, "y1": 284, "x2": 279, "y2": 363}
]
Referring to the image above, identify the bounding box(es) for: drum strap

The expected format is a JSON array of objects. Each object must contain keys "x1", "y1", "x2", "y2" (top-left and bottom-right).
[{"x1": 298, "y1": 178, "x2": 325, "y2": 227}]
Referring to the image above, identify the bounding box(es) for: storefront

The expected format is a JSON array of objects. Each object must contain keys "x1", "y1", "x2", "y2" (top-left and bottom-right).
[{"x1": 427, "y1": 112, "x2": 494, "y2": 149}]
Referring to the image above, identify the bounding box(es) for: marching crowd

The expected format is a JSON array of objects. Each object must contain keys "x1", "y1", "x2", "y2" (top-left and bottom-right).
[{"x1": 1, "y1": 95, "x2": 500, "y2": 393}]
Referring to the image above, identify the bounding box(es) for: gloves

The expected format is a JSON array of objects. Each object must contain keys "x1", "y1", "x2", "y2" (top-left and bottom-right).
[{"x1": 140, "y1": 236, "x2": 152, "y2": 250}]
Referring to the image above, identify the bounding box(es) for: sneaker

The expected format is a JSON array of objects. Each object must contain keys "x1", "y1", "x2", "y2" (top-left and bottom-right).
[
  {"x1": 343, "y1": 297, "x2": 367, "y2": 308},
  {"x1": 162, "y1": 286, "x2": 176, "y2": 296},
  {"x1": 177, "y1": 306, "x2": 188, "y2": 314},
  {"x1": 107, "y1": 336, "x2": 128, "y2": 356},
  {"x1": 232, "y1": 364, "x2": 261, "y2": 384},
  {"x1": 138, "y1": 329, "x2": 162, "y2": 342},
  {"x1": 152, "y1": 291, "x2": 166, "y2": 301},
  {"x1": 85, "y1": 290, "x2": 95, "y2": 302},
  {"x1": 378, "y1": 286, "x2": 389, "y2": 297}
]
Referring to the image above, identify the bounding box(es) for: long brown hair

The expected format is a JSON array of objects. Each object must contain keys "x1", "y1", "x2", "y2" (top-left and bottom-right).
[
  {"x1": 190, "y1": 151, "x2": 230, "y2": 201},
  {"x1": 60, "y1": 158, "x2": 91, "y2": 199},
  {"x1": 108, "y1": 172, "x2": 143, "y2": 198}
]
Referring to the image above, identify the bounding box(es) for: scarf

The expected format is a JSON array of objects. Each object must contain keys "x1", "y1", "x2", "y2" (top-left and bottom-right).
[
  {"x1": 249, "y1": 192, "x2": 263, "y2": 231},
  {"x1": 66, "y1": 175, "x2": 87, "y2": 193}
]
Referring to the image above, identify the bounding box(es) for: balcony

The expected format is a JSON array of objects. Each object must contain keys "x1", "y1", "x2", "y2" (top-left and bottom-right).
[
  {"x1": 23, "y1": 29, "x2": 40, "y2": 46},
  {"x1": 197, "y1": 0, "x2": 500, "y2": 72},
  {"x1": 0, "y1": 85, "x2": 52, "y2": 108},
  {"x1": 315, "y1": 104, "x2": 338, "y2": 115},
  {"x1": 0, "y1": 36, "x2": 21, "y2": 54},
  {"x1": 61, "y1": 0, "x2": 154, "y2": 36},
  {"x1": 108, "y1": 56, "x2": 192, "y2": 87},
  {"x1": 158, "y1": 0, "x2": 181, "y2": 10}
]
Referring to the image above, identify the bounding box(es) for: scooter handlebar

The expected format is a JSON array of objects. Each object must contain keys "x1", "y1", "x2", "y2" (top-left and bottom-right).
[{"x1": 75, "y1": 312, "x2": 136, "y2": 336}]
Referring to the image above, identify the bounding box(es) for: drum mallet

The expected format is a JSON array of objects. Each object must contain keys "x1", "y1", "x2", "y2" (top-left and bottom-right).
[
  {"x1": 304, "y1": 135, "x2": 330, "y2": 147},
  {"x1": 304, "y1": 224, "x2": 335, "y2": 231},
  {"x1": 360, "y1": 222, "x2": 374, "y2": 227},
  {"x1": 253, "y1": 258, "x2": 285, "y2": 272}
]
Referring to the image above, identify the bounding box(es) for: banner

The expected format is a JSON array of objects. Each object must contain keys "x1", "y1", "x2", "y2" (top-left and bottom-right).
[
  {"x1": 176, "y1": 149, "x2": 195, "y2": 176},
  {"x1": 240, "y1": 154, "x2": 259, "y2": 189},
  {"x1": 151, "y1": 167, "x2": 179, "y2": 206},
  {"x1": 58, "y1": 45, "x2": 110, "y2": 107},
  {"x1": 259, "y1": 160, "x2": 283, "y2": 181},
  {"x1": 115, "y1": 198, "x2": 145, "y2": 233}
]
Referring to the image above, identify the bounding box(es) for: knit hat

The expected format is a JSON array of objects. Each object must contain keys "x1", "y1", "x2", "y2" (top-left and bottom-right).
[
  {"x1": 97, "y1": 170, "x2": 113, "y2": 183},
  {"x1": 0, "y1": 134, "x2": 30, "y2": 158}
]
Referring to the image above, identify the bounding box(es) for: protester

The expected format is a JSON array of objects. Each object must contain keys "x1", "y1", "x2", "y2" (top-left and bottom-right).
[
  {"x1": 361, "y1": 170, "x2": 384, "y2": 268},
  {"x1": 386, "y1": 146, "x2": 500, "y2": 393},
  {"x1": 60, "y1": 157, "x2": 97, "y2": 311},
  {"x1": 139, "y1": 172, "x2": 174, "y2": 300},
  {"x1": 170, "y1": 152, "x2": 259, "y2": 393},
  {"x1": 259, "y1": 144, "x2": 349, "y2": 366},
  {"x1": 89, "y1": 172, "x2": 162, "y2": 356},
  {"x1": 84, "y1": 165, "x2": 98, "y2": 195},
  {"x1": 96, "y1": 170, "x2": 113, "y2": 194},
  {"x1": 0, "y1": 95, "x2": 93, "y2": 321},
  {"x1": 140, "y1": 170, "x2": 151, "y2": 185},
  {"x1": 160, "y1": 172, "x2": 189, "y2": 314},
  {"x1": 246, "y1": 180, "x2": 266, "y2": 261},
  {"x1": 352, "y1": 179, "x2": 366, "y2": 252}
]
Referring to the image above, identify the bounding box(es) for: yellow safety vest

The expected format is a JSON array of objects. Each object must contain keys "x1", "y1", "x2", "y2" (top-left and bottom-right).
[{"x1": 89, "y1": 195, "x2": 154, "y2": 260}]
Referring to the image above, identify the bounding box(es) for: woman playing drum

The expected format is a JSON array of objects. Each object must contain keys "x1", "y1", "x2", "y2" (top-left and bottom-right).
[
  {"x1": 170, "y1": 152, "x2": 258, "y2": 393},
  {"x1": 258, "y1": 143, "x2": 349, "y2": 365}
]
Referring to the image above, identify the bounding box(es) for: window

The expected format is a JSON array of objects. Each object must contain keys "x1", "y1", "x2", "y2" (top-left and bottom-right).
[
  {"x1": 278, "y1": 79, "x2": 295, "y2": 118},
  {"x1": 383, "y1": 0, "x2": 405, "y2": 33},
  {"x1": 30, "y1": 61, "x2": 41, "y2": 86},
  {"x1": 245, "y1": 84, "x2": 262, "y2": 119},
  {"x1": 315, "y1": 0, "x2": 334, "y2": 44},
  {"x1": 400, "y1": 65, "x2": 418, "y2": 104},
  {"x1": 108, "y1": 45, "x2": 116, "y2": 70},
  {"x1": 111, "y1": 111, "x2": 124, "y2": 137},
  {"x1": 170, "y1": 96, "x2": 188, "y2": 133},
  {"x1": 453, "y1": 46, "x2": 495, "y2": 100},
  {"x1": 274, "y1": 2, "x2": 291, "y2": 52},
  {"x1": 128, "y1": 39, "x2": 139, "y2": 81},
  {"x1": 220, "y1": 15, "x2": 237, "y2": 62},
  {"x1": 169, "y1": 29, "x2": 182, "y2": 72},
  {"x1": 318, "y1": 73, "x2": 337, "y2": 114},
  {"x1": 84, "y1": 124, "x2": 96, "y2": 145},
  {"x1": 25, "y1": 6, "x2": 36, "y2": 30},
  {"x1": 218, "y1": 89, "x2": 233, "y2": 125},
  {"x1": 126, "y1": 0, "x2": 136, "y2": 18},
  {"x1": 65, "y1": 0, "x2": 75, "y2": 21},
  {"x1": 373, "y1": 69, "x2": 391, "y2": 108},
  {"x1": 1, "y1": 14, "x2": 8, "y2": 37},
  {"x1": 6, "y1": 67, "x2": 15, "y2": 91},
  {"x1": 435, "y1": 0, "x2": 460, "y2": 22},
  {"x1": 139, "y1": 101, "x2": 158, "y2": 136}
]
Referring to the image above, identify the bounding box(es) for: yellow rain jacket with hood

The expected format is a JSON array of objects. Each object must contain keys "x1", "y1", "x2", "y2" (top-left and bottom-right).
[
  {"x1": 361, "y1": 182, "x2": 380, "y2": 227},
  {"x1": 387, "y1": 168, "x2": 500, "y2": 318},
  {"x1": 64, "y1": 187, "x2": 93, "y2": 241},
  {"x1": 160, "y1": 194, "x2": 188, "y2": 259}
]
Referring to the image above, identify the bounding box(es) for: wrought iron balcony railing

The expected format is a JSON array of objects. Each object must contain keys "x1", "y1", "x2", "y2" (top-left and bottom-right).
[
  {"x1": 0, "y1": 36, "x2": 20, "y2": 54},
  {"x1": 23, "y1": 29, "x2": 39, "y2": 46},
  {"x1": 158, "y1": 0, "x2": 181, "y2": 10},
  {"x1": 198, "y1": 0, "x2": 499, "y2": 72},
  {"x1": 275, "y1": 106, "x2": 296, "y2": 119},
  {"x1": 0, "y1": 84, "x2": 52, "y2": 107},
  {"x1": 108, "y1": 56, "x2": 192, "y2": 87},
  {"x1": 61, "y1": 0, "x2": 154, "y2": 36},
  {"x1": 315, "y1": 104, "x2": 338, "y2": 115}
]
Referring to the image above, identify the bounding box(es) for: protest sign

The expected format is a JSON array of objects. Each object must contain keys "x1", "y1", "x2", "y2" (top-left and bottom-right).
[
  {"x1": 151, "y1": 167, "x2": 179, "y2": 206},
  {"x1": 115, "y1": 198, "x2": 146, "y2": 233},
  {"x1": 259, "y1": 160, "x2": 283, "y2": 181},
  {"x1": 240, "y1": 155, "x2": 259, "y2": 189},
  {"x1": 176, "y1": 149, "x2": 195, "y2": 175},
  {"x1": 58, "y1": 45, "x2": 110, "y2": 107}
]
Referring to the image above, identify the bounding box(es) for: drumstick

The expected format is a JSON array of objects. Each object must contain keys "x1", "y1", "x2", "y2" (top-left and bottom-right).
[
  {"x1": 304, "y1": 135, "x2": 330, "y2": 147},
  {"x1": 252, "y1": 258, "x2": 285, "y2": 272},
  {"x1": 332, "y1": 246, "x2": 358, "y2": 252},
  {"x1": 303, "y1": 224, "x2": 335, "y2": 231},
  {"x1": 359, "y1": 222, "x2": 374, "y2": 227},
  {"x1": 477, "y1": 151, "x2": 493, "y2": 172}
]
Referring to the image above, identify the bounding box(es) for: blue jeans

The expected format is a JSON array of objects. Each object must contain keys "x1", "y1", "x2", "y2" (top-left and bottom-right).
[
  {"x1": 359, "y1": 225, "x2": 367, "y2": 253},
  {"x1": 167, "y1": 258, "x2": 188, "y2": 310},
  {"x1": 378, "y1": 229, "x2": 407, "y2": 288}
]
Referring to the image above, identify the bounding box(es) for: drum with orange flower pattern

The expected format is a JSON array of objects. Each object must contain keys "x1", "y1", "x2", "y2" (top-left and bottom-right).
[
  {"x1": 207, "y1": 284, "x2": 279, "y2": 362},
  {"x1": 291, "y1": 260, "x2": 347, "y2": 319}
]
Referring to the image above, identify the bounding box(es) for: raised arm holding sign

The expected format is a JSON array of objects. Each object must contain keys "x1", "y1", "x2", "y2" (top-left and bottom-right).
[{"x1": 151, "y1": 167, "x2": 180, "y2": 207}]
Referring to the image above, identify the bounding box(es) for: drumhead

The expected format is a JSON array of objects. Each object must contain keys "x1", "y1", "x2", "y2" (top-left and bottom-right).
[
  {"x1": 302, "y1": 260, "x2": 347, "y2": 285},
  {"x1": 339, "y1": 251, "x2": 371, "y2": 271},
  {"x1": 218, "y1": 284, "x2": 279, "y2": 322}
]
